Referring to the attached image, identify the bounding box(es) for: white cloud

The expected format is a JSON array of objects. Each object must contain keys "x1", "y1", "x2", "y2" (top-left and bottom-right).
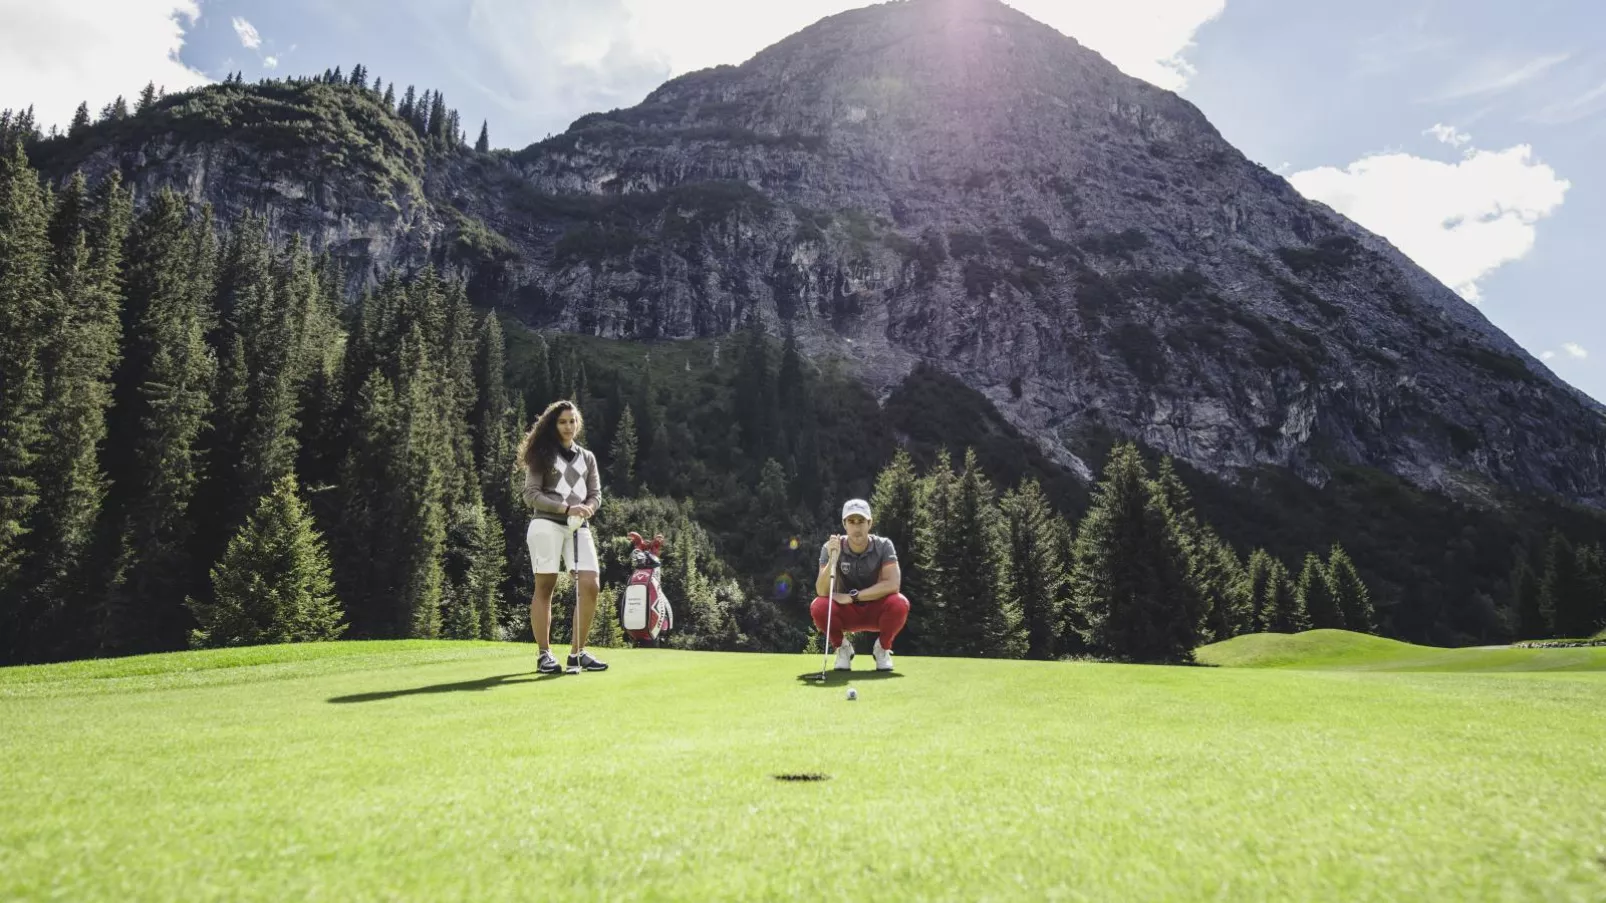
[
  {"x1": 1424, "y1": 53, "x2": 1571, "y2": 102},
  {"x1": 231, "y1": 16, "x2": 261, "y2": 50},
  {"x1": 263, "y1": 56, "x2": 279, "y2": 70},
  {"x1": 1290, "y1": 138, "x2": 1570, "y2": 302},
  {"x1": 1564, "y1": 343, "x2": 1589, "y2": 359},
  {"x1": 0, "y1": 0, "x2": 209, "y2": 131},
  {"x1": 1426, "y1": 123, "x2": 1470, "y2": 148},
  {"x1": 1543, "y1": 350, "x2": 1558, "y2": 361},
  {"x1": 1016, "y1": 0, "x2": 1226, "y2": 90},
  {"x1": 1526, "y1": 80, "x2": 1606, "y2": 125}
]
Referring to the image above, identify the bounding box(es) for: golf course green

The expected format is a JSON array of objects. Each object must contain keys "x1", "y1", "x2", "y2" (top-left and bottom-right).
[{"x1": 3, "y1": 635, "x2": 1603, "y2": 901}]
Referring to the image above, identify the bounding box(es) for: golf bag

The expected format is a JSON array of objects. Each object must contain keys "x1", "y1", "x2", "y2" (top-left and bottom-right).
[{"x1": 621, "y1": 531, "x2": 673, "y2": 644}]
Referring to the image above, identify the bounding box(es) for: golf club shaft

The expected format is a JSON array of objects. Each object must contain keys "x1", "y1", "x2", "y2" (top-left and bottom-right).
[{"x1": 820, "y1": 537, "x2": 837, "y2": 678}]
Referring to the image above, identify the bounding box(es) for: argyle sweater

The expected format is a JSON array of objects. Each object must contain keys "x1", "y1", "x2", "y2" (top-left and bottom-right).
[{"x1": 521, "y1": 444, "x2": 602, "y2": 524}]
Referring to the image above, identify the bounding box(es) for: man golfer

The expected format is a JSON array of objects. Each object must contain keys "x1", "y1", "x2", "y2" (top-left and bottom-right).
[{"x1": 811, "y1": 499, "x2": 910, "y2": 671}]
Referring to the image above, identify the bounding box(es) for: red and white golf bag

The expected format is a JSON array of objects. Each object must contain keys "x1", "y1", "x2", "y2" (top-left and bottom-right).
[{"x1": 621, "y1": 532, "x2": 673, "y2": 644}]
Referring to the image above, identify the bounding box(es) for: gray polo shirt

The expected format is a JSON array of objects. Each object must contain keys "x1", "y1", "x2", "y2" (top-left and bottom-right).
[{"x1": 820, "y1": 535, "x2": 898, "y2": 594}]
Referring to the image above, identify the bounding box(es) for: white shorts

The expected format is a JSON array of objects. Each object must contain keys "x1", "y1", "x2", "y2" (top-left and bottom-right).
[{"x1": 526, "y1": 518, "x2": 598, "y2": 575}]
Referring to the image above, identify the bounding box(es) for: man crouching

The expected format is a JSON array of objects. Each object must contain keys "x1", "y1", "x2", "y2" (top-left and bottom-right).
[{"x1": 811, "y1": 499, "x2": 911, "y2": 672}]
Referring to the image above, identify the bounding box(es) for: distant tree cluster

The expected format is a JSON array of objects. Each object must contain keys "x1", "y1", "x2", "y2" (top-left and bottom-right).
[
  {"x1": 856, "y1": 442, "x2": 1374, "y2": 663},
  {"x1": 1, "y1": 63, "x2": 492, "y2": 155},
  {"x1": 0, "y1": 146, "x2": 525, "y2": 663},
  {"x1": 1511, "y1": 533, "x2": 1606, "y2": 641}
]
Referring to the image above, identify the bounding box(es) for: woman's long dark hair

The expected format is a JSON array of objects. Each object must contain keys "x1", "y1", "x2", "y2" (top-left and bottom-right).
[{"x1": 517, "y1": 400, "x2": 585, "y2": 475}]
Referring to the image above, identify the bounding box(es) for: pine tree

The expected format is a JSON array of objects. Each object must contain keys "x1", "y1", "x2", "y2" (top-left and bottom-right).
[
  {"x1": 1512, "y1": 557, "x2": 1546, "y2": 640},
  {"x1": 395, "y1": 330, "x2": 448, "y2": 638},
  {"x1": 13, "y1": 171, "x2": 130, "y2": 657},
  {"x1": 913, "y1": 449, "x2": 959, "y2": 653},
  {"x1": 1297, "y1": 552, "x2": 1343, "y2": 629},
  {"x1": 776, "y1": 332, "x2": 819, "y2": 506},
  {"x1": 1000, "y1": 479, "x2": 1069, "y2": 660},
  {"x1": 633, "y1": 355, "x2": 670, "y2": 493},
  {"x1": 610, "y1": 405, "x2": 638, "y2": 494},
  {"x1": 1262, "y1": 559, "x2": 1306, "y2": 633},
  {"x1": 733, "y1": 315, "x2": 778, "y2": 462},
  {"x1": 945, "y1": 450, "x2": 1023, "y2": 657},
  {"x1": 1326, "y1": 545, "x2": 1373, "y2": 633},
  {"x1": 69, "y1": 102, "x2": 91, "y2": 136},
  {"x1": 189, "y1": 474, "x2": 344, "y2": 647},
  {"x1": 1245, "y1": 549, "x2": 1274, "y2": 631},
  {"x1": 1200, "y1": 540, "x2": 1252, "y2": 641},
  {"x1": 524, "y1": 332, "x2": 553, "y2": 414},
  {"x1": 100, "y1": 97, "x2": 129, "y2": 122},
  {"x1": 0, "y1": 142, "x2": 52, "y2": 631},
  {"x1": 334, "y1": 371, "x2": 403, "y2": 637},
  {"x1": 398, "y1": 86, "x2": 417, "y2": 128},
  {"x1": 137, "y1": 83, "x2": 158, "y2": 114},
  {"x1": 382, "y1": 83, "x2": 396, "y2": 111},
  {"x1": 870, "y1": 448, "x2": 922, "y2": 609},
  {"x1": 589, "y1": 590, "x2": 620, "y2": 649},
  {"x1": 1067, "y1": 444, "x2": 1200, "y2": 662},
  {"x1": 1581, "y1": 544, "x2": 1606, "y2": 638},
  {"x1": 471, "y1": 314, "x2": 512, "y2": 501},
  {"x1": 1543, "y1": 532, "x2": 1591, "y2": 638},
  {"x1": 429, "y1": 92, "x2": 449, "y2": 143},
  {"x1": 99, "y1": 193, "x2": 219, "y2": 653},
  {"x1": 1146, "y1": 458, "x2": 1215, "y2": 641},
  {"x1": 475, "y1": 120, "x2": 490, "y2": 153},
  {"x1": 468, "y1": 499, "x2": 506, "y2": 641}
]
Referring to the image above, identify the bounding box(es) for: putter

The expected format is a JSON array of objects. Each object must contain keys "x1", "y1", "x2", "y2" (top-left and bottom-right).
[
  {"x1": 565, "y1": 517, "x2": 584, "y2": 675},
  {"x1": 817, "y1": 537, "x2": 838, "y2": 681}
]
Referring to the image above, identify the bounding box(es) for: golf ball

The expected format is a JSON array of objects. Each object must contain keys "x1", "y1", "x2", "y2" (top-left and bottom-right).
[{"x1": 846, "y1": 688, "x2": 858, "y2": 701}]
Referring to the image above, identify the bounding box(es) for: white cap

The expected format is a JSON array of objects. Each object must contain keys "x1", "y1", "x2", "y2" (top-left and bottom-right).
[{"x1": 841, "y1": 499, "x2": 872, "y2": 521}]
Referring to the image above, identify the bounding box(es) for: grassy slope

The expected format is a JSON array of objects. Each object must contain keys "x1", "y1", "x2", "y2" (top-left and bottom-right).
[
  {"x1": 3, "y1": 643, "x2": 1604, "y2": 902},
  {"x1": 1197, "y1": 629, "x2": 1606, "y2": 672}
]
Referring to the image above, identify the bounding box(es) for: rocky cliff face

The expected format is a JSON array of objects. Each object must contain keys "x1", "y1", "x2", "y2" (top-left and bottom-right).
[{"x1": 47, "y1": 0, "x2": 1606, "y2": 506}]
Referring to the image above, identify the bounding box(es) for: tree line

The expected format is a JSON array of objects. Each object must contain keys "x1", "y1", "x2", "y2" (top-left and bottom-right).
[
  {"x1": 851, "y1": 444, "x2": 1374, "y2": 663},
  {"x1": 1, "y1": 62, "x2": 492, "y2": 156},
  {"x1": 2, "y1": 145, "x2": 1601, "y2": 666}
]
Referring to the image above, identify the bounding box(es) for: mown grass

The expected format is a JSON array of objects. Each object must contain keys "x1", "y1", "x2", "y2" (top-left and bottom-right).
[
  {"x1": 3, "y1": 642, "x2": 1604, "y2": 901},
  {"x1": 1196, "y1": 628, "x2": 1606, "y2": 672}
]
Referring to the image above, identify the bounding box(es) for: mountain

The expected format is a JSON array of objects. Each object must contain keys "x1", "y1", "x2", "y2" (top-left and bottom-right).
[{"x1": 30, "y1": 0, "x2": 1605, "y2": 513}]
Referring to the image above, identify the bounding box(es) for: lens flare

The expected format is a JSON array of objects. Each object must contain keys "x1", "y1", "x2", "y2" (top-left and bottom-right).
[
  {"x1": 774, "y1": 573, "x2": 793, "y2": 598},
  {"x1": 788, "y1": 537, "x2": 800, "y2": 551}
]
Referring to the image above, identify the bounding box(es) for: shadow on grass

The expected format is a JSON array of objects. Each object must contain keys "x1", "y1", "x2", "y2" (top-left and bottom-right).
[
  {"x1": 328, "y1": 671, "x2": 552, "y2": 704},
  {"x1": 795, "y1": 670, "x2": 906, "y2": 687}
]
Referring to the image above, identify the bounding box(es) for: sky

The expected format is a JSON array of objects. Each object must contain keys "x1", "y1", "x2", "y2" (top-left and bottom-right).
[{"x1": 1, "y1": 0, "x2": 1600, "y2": 402}]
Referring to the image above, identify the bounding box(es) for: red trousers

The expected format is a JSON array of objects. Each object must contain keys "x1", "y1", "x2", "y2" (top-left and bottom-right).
[{"x1": 810, "y1": 594, "x2": 910, "y2": 650}]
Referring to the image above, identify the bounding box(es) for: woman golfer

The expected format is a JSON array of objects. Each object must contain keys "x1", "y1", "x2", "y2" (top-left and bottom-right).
[
  {"x1": 518, "y1": 400, "x2": 608, "y2": 675},
  {"x1": 811, "y1": 499, "x2": 911, "y2": 671}
]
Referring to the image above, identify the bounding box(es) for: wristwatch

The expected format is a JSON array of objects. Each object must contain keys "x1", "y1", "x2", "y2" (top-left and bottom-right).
[{"x1": 848, "y1": 589, "x2": 859, "y2": 600}]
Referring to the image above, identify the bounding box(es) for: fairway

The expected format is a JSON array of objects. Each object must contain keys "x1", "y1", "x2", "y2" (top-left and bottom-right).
[
  {"x1": 1197, "y1": 629, "x2": 1606, "y2": 672},
  {"x1": 3, "y1": 642, "x2": 1605, "y2": 902}
]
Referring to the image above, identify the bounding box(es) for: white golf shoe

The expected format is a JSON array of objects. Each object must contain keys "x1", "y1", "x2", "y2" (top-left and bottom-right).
[
  {"x1": 872, "y1": 639, "x2": 894, "y2": 672},
  {"x1": 833, "y1": 643, "x2": 854, "y2": 671}
]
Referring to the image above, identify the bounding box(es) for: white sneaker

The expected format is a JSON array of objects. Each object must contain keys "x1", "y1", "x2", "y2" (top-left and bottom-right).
[
  {"x1": 833, "y1": 644, "x2": 854, "y2": 671},
  {"x1": 872, "y1": 639, "x2": 894, "y2": 672}
]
